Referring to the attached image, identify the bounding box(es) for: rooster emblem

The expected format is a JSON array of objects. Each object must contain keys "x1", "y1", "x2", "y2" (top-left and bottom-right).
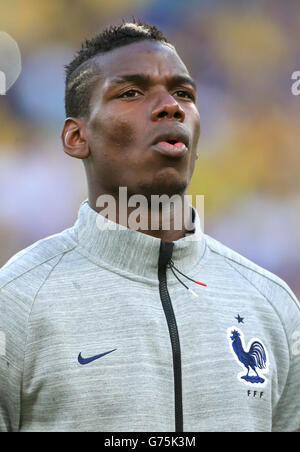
[{"x1": 227, "y1": 327, "x2": 269, "y2": 386}]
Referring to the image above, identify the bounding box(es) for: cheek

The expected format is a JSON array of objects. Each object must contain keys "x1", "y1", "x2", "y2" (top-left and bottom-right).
[
  {"x1": 89, "y1": 115, "x2": 137, "y2": 149},
  {"x1": 192, "y1": 110, "x2": 201, "y2": 146}
]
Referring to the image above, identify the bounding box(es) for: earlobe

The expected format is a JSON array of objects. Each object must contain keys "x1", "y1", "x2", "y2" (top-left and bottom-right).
[{"x1": 61, "y1": 118, "x2": 90, "y2": 160}]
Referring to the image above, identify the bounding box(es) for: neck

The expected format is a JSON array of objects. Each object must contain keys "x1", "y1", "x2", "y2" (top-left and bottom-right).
[{"x1": 88, "y1": 189, "x2": 194, "y2": 242}]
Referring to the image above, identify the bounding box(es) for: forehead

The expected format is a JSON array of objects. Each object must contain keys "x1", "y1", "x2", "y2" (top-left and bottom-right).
[{"x1": 95, "y1": 40, "x2": 190, "y2": 86}]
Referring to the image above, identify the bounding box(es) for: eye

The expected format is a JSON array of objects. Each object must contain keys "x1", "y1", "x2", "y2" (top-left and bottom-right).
[
  {"x1": 119, "y1": 89, "x2": 141, "y2": 98},
  {"x1": 175, "y1": 90, "x2": 195, "y2": 101}
]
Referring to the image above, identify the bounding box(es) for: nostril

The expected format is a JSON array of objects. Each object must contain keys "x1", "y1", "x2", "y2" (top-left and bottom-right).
[
  {"x1": 174, "y1": 111, "x2": 182, "y2": 119},
  {"x1": 157, "y1": 111, "x2": 168, "y2": 118},
  {"x1": 157, "y1": 111, "x2": 183, "y2": 120}
]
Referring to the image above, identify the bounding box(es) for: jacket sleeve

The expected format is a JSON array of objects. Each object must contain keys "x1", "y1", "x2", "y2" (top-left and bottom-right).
[
  {"x1": 0, "y1": 289, "x2": 24, "y2": 432},
  {"x1": 272, "y1": 285, "x2": 300, "y2": 432},
  {"x1": 0, "y1": 358, "x2": 22, "y2": 431}
]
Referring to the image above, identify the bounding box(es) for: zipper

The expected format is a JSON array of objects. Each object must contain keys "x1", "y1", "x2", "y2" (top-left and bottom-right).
[{"x1": 158, "y1": 241, "x2": 183, "y2": 432}]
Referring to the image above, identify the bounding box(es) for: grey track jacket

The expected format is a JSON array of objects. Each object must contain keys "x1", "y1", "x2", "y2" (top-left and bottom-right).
[{"x1": 0, "y1": 199, "x2": 300, "y2": 432}]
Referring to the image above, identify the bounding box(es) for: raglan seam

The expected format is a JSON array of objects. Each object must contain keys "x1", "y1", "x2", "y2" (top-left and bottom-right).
[
  {"x1": 232, "y1": 245, "x2": 300, "y2": 433},
  {"x1": 207, "y1": 244, "x2": 292, "y2": 361},
  {"x1": 206, "y1": 239, "x2": 300, "y2": 313},
  {"x1": 0, "y1": 244, "x2": 78, "y2": 291}
]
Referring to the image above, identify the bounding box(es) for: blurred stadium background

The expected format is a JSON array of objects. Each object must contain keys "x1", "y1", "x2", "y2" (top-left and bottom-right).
[{"x1": 0, "y1": 0, "x2": 299, "y2": 297}]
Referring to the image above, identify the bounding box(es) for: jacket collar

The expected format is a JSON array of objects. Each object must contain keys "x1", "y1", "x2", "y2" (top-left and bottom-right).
[{"x1": 73, "y1": 199, "x2": 206, "y2": 282}]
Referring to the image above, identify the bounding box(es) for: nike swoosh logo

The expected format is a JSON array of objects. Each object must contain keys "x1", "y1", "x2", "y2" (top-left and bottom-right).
[{"x1": 78, "y1": 349, "x2": 117, "y2": 365}]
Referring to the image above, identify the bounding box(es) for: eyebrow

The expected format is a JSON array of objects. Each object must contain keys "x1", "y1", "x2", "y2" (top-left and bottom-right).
[{"x1": 106, "y1": 73, "x2": 197, "y2": 92}]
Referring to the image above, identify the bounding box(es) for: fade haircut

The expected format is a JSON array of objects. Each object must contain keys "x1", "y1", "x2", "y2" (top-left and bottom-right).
[{"x1": 64, "y1": 19, "x2": 174, "y2": 119}]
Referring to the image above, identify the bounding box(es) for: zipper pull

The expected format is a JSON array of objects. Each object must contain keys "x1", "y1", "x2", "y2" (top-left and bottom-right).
[{"x1": 188, "y1": 288, "x2": 199, "y2": 298}]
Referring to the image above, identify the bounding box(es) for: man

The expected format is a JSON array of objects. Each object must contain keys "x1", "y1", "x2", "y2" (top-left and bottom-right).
[{"x1": 0, "y1": 20, "x2": 299, "y2": 432}]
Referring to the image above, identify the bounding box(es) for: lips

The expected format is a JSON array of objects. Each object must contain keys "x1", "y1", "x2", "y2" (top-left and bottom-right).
[
  {"x1": 151, "y1": 131, "x2": 189, "y2": 158},
  {"x1": 152, "y1": 132, "x2": 189, "y2": 148},
  {"x1": 152, "y1": 141, "x2": 188, "y2": 158}
]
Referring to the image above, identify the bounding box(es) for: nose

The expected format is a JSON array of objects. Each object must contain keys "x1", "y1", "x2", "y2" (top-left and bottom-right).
[{"x1": 151, "y1": 91, "x2": 185, "y2": 122}]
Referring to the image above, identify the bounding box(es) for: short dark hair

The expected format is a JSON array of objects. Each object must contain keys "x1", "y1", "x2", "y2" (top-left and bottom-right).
[{"x1": 64, "y1": 18, "x2": 173, "y2": 119}]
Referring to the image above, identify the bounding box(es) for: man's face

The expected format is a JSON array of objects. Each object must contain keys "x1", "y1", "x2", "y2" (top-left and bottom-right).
[{"x1": 84, "y1": 40, "x2": 200, "y2": 199}]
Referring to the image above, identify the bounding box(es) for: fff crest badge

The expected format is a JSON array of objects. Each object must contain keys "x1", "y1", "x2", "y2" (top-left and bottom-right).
[{"x1": 227, "y1": 327, "x2": 269, "y2": 388}]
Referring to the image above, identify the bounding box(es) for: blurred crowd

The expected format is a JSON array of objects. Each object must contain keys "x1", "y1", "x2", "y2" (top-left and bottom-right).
[{"x1": 0, "y1": 0, "x2": 299, "y2": 296}]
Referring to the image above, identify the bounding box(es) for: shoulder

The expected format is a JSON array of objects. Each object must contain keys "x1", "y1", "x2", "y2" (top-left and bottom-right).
[
  {"x1": 0, "y1": 227, "x2": 78, "y2": 305},
  {"x1": 0, "y1": 227, "x2": 78, "y2": 367},
  {"x1": 204, "y1": 234, "x2": 300, "y2": 330}
]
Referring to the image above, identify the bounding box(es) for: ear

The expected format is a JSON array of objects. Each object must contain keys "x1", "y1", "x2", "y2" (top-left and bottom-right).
[{"x1": 61, "y1": 117, "x2": 90, "y2": 159}]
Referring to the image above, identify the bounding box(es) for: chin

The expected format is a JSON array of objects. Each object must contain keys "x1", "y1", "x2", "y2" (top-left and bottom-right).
[{"x1": 137, "y1": 178, "x2": 187, "y2": 200}]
